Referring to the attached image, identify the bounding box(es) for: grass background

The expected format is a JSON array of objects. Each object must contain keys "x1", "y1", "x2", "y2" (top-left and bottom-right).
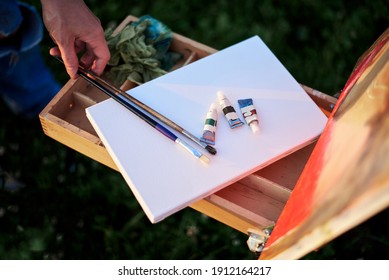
[{"x1": 1, "y1": 0, "x2": 388, "y2": 259}]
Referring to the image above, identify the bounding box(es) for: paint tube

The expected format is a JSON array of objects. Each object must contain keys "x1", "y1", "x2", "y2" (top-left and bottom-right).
[
  {"x1": 238, "y1": 98, "x2": 259, "y2": 133},
  {"x1": 200, "y1": 103, "x2": 218, "y2": 145},
  {"x1": 217, "y1": 90, "x2": 244, "y2": 129}
]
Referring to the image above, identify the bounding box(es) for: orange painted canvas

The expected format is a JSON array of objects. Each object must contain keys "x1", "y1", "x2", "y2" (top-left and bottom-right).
[{"x1": 260, "y1": 29, "x2": 389, "y2": 259}]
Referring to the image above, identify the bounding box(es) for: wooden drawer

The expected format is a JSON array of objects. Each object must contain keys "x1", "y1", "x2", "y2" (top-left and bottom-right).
[{"x1": 39, "y1": 76, "x2": 335, "y2": 240}]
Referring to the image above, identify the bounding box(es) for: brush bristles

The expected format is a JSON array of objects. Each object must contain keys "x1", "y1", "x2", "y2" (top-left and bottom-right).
[
  {"x1": 205, "y1": 145, "x2": 217, "y2": 155},
  {"x1": 199, "y1": 155, "x2": 210, "y2": 164}
]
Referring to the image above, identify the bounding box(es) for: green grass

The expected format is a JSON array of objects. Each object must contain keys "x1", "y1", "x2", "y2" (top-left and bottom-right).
[{"x1": 1, "y1": 0, "x2": 388, "y2": 259}]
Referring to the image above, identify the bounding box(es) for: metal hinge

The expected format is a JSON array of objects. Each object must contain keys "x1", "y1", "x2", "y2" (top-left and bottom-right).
[{"x1": 247, "y1": 226, "x2": 274, "y2": 257}]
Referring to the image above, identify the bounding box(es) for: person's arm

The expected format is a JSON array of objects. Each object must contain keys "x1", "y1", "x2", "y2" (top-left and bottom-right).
[{"x1": 40, "y1": 0, "x2": 110, "y2": 79}]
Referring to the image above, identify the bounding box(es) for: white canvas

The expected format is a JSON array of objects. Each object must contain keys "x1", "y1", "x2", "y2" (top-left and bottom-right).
[{"x1": 86, "y1": 36, "x2": 328, "y2": 223}]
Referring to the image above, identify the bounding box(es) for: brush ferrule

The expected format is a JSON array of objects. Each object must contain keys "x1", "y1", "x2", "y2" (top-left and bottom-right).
[{"x1": 175, "y1": 138, "x2": 204, "y2": 160}]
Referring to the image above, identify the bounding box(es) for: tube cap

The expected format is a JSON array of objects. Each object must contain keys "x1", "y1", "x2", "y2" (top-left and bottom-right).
[{"x1": 249, "y1": 121, "x2": 260, "y2": 134}]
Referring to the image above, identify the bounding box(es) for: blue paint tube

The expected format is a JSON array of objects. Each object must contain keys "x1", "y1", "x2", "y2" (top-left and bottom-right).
[
  {"x1": 238, "y1": 98, "x2": 259, "y2": 133},
  {"x1": 217, "y1": 91, "x2": 244, "y2": 129}
]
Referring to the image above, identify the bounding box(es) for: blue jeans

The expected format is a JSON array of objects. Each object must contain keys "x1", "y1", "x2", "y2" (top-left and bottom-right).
[{"x1": 0, "y1": 2, "x2": 60, "y2": 118}]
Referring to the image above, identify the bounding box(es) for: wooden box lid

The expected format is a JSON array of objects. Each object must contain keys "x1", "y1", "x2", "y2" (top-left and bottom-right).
[{"x1": 260, "y1": 28, "x2": 389, "y2": 259}]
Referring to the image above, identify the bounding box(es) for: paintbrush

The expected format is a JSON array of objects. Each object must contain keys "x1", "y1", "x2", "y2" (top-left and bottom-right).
[
  {"x1": 53, "y1": 56, "x2": 217, "y2": 156},
  {"x1": 53, "y1": 56, "x2": 210, "y2": 164}
]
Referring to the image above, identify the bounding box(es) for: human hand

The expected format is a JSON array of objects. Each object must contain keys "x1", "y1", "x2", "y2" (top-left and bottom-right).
[{"x1": 40, "y1": 0, "x2": 110, "y2": 79}]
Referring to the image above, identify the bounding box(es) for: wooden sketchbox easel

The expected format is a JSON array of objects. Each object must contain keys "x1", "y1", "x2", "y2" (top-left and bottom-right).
[{"x1": 39, "y1": 16, "x2": 389, "y2": 259}]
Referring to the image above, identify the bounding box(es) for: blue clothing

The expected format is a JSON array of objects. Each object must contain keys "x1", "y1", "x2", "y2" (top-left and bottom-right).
[
  {"x1": 0, "y1": 1, "x2": 60, "y2": 118},
  {"x1": 0, "y1": 0, "x2": 23, "y2": 37}
]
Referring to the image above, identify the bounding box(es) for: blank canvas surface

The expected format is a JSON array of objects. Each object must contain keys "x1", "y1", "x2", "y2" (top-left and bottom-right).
[{"x1": 86, "y1": 36, "x2": 328, "y2": 223}]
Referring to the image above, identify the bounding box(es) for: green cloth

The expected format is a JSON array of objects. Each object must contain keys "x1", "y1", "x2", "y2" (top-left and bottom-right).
[{"x1": 105, "y1": 15, "x2": 182, "y2": 86}]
